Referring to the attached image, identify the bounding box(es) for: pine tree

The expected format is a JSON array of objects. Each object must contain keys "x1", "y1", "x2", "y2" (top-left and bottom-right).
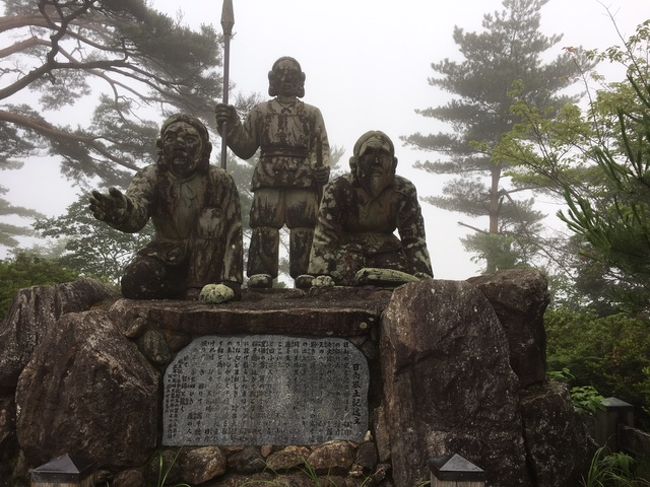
[
  {"x1": 0, "y1": 0, "x2": 224, "y2": 247},
  {"x1": 404, "y1": 0, "x2": 577, "y2": 273}
]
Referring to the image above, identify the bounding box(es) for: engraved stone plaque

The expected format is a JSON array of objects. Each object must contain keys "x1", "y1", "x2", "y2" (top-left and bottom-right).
[{"x1": 163, "y1": 335, "x2": 369, "y2": 445}]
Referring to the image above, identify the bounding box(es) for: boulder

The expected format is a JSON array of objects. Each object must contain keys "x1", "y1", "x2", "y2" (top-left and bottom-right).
[
  {"x1": 306, "y1": 441, "x2": 355, "y2": 474},
  {"x1": 210, "y1": 472, "x2": 274, "y2": 487},
  {"x1": 0, "y1": 395, "x2": 17, "y2": 485},
  {"x1": 0, "y1": 278, "x2": 115, "y2": 387},
  {"x1": 0, "y1": 395, "x2": 15, "y2": 454},
  {"x1": 112, "y1": 469, "x2": 146, "y2": 487},
  {"x1": 380, "y1": 280, "x2": 531, "y2": 487},
  {"x1": 467, "y1": 269, "x2": 549, "y2": 387},
  {"x1": 520, "y1": 381, "x2": 597, "y2": 487},
  {"x1": 227, "y1": 446, "x2": 265, "y2": 474},
  {"x1": 266, "y1": 446, "x2": 311, "y2": 472},
  {"x1": 354, "y1": 441, "x2": 378, "y2": 473},
  {"x1": 16, "y1": 310, "x2": 159, "y2": 468},
  {"x1": 179, "y1": 446, "x2": 227, "y2": 484}
]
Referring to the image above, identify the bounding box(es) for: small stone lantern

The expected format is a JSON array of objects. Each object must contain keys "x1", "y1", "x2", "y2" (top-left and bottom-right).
[
  {"x1": 430, "y1": 453, "x2": 487, "y2": 487},
  {"x1": 31, "y1": 453, "x2": 95, "y2": 487},
  {"x1": 595, "y1": 396, "x2": 635, "y2": 451}
]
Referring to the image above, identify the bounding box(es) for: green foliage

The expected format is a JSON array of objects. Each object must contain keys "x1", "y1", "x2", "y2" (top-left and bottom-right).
[
  {"x1": 0, "y1": 251, "x2": 80, "y2": 320},
  {"x1": 582, "y1": 446, "x2": 650, "y2": 487},
  {"x1": 152, "y1": 449, "x2": 190, "y2": 487},
  {"x1": 570, "y1": 385, "x2": 606, "y2": 415},
  {"x1": 404, "y1": 0, "x2": 578, "y2": 273},
  {"x1": 547, "y1": 368, "x2": 605, "y2": 414},
  {"x1": 34, "y1": 195, "x2": 154, "y2": 283},
  {"x1": 545, "y1": 308, "x2": 650, "y2": 420},
  {"x1": 498, "y1": 19, "x2": 650, "y2": 309}
]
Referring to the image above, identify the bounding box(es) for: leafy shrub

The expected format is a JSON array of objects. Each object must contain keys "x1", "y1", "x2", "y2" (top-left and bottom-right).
[
  {"x1": 546, "y1": 308, "x2": 650, "y2": 425},
  {"x1": 0, "y1": 252, "x2": 80, "y2": 320},
  {"x1": 582, "y1": 446, "x2": 650, "y2": 487}
]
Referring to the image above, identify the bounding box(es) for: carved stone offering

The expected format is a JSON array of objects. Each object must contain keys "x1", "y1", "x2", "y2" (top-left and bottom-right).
[
  {"x1": 163, "y1": 336, "x2": 369, "y2": 446},
  {"x1": 89, "y1": 114, "x2": 243, "y2": 300},
  {"x1": 215, "y1": 57, "x2": 331, "y2": 288},
  {"x1": 308, "y1": 131, "x2": 433, "y2": 285}
]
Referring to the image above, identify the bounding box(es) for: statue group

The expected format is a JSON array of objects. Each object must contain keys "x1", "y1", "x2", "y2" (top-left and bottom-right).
[{"x1": 90, "y1": 57, "x2": 432, "y2": 300}]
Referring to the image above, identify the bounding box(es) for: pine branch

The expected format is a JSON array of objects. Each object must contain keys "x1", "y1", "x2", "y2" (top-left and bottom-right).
[{"x1": 0, "y1": 110, "x2": 139, "y2": 171}]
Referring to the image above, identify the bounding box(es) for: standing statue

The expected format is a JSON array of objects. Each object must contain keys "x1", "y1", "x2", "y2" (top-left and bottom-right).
[
  {"x1": 215, "y1": 56, "x2": 331, "y2": 288},
  {"x1": 308, "y1": 131, "x2": 433, "y2": 285},
  {"x1": 89, "y1": 114, "x2": 243, "y2": 300}
]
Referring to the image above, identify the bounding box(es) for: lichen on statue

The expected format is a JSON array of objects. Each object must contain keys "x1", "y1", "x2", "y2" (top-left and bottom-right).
[
  {"x1": 88, "y1": 114, "x2": 243, "y2": 300},
  {"x1": 307, "y1": 131, "x2": 433, "y2": 286},
  {"x1": 215, "y1": 57, "x2": 331, "y2": 289}
]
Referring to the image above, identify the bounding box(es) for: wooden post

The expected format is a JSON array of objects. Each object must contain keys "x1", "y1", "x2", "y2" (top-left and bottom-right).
[
  {"x1": 430, "y1": 453, "x2": 487, "y2": 487},
  {"x1": 594, "y1": 397, "x2": 635, "y2": 451},
  {"x1": 30, "y1": 453, "x2": 94, "y2": 487}
]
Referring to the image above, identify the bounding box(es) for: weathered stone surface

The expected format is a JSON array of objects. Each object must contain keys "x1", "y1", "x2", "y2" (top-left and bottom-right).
[
  {"x1": 307, "y1": 441, "x2": 355, "y2": 474},
  {"x1": 0, "y1": 278, "x2": 114, "y2": 387},
  {"x1": 16, "y1": 311, "x2": 159, "y2": 468},
  {"x1": 260, "y1": 445, "x2": 273, "y2": 458},
  {"x1": 210, "y1": 472, "x2": 274, "y2": 487},
  {"x1": 0, "y1": 395, "x2": 15, "y2": 454},
  {"x1": 163, "y1": 336, "x2": 368, "y2": 446},
  {"x1": 380, "y1": 280, "x2": 531, "y2": 487},
  {"x1": 180, "y1": 446, "x2": 226, "y2": 484},
  {"x1": 0, "y1": 395, "x2": 17, "y2": 486},
  {"x1": 109, "y1": 287, "x2": 390, "y2": 337},
  {"x1": 138, "y1": 329, "x2": 172, "y2": 365},
  {"x1": 275, "y1": 473, "x2": 357, "y2": 487},
  {"x1": 266, "y1": 446, "x2": 311, "y2": 471},
  {"x1": 467, "y1": 269, "x2": 549, "y2": 387},
  {"x1": 227, "y1": 447, "x2": 265, "y2": 474},
  {"x1": 520, "y1": 381, "x2": 596, "y2": 487},
  {"x1": 354, "y1": 441, "x2": 378, "y2": 473},
  {"x1": 372, "y1": 406, "x2": 391, "y2": 463},
  {"x1": 161, "y1": 329, "x2": 192, "y2": 352},
  {"x1": 113, "y1": 469, "x2": 146, "y2": 487}
]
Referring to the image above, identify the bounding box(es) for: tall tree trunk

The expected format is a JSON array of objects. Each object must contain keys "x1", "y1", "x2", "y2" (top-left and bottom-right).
[{"x1": 486, "y1": 166, "x2": 502, "y2": 273}]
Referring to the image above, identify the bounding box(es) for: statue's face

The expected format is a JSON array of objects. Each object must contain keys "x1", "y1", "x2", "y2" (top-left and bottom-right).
[
  {"x1": 161, "y1": 121, "x2": 203, "y2": 178},
  {"x1": 271, "y1": 59, "x2": 303, "y2": 97},
  {"x1": 357, "y1": 147, "x2": 395, "y2": 197}
]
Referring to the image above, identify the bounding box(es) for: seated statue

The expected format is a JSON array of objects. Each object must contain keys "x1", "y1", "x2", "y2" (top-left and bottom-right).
[
  {"x1": 89, "y1": 114, "x2": 243, "y2": 300},
  {"x1": 307, "y1": 130, "x2": 433, "y2": 285}
]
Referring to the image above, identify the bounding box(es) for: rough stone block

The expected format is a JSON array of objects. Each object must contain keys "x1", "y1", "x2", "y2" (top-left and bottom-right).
[
  {"x1": 16, "y1": 311, "x2": 159, "y2": 468},
  {"x1": 380, "y1": 279, "x2": 531, "y2": 487},
  {"x1": 467, "y1": 269, "x2": 549, "y2": 387}
]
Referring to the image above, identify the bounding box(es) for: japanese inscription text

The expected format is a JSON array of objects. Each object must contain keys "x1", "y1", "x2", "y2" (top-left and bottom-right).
[{"x1": 163, "y1": 335, "x2": 369, "y2": 445}]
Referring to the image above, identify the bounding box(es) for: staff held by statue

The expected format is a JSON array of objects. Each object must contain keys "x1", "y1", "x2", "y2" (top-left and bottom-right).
[{"x1": 220, "y1": 0, "x2": 234, "y2": 169}]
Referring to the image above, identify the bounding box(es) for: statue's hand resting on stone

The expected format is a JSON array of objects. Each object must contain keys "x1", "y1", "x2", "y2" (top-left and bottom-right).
[{"x1": 89, "y1": 187, "x2": 128, "y2": 225}]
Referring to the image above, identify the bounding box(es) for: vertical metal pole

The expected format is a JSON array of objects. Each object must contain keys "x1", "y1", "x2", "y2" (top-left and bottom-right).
[{"x1": 220, "y1": 0, "x2": 234, "y2": 169}]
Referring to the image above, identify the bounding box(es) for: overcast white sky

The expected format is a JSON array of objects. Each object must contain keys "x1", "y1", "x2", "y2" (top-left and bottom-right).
[{"x1": 3, "y1": 0, "x2": 650, "y2": 279}]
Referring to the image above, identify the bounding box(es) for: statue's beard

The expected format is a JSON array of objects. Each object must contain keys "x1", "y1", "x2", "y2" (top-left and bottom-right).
[
  {"x1": 360, "y1": 170, "x2": 393, "y2": 198},
  {"x1": 166, "y1": 152, "x2": 199, "y2": 178}
]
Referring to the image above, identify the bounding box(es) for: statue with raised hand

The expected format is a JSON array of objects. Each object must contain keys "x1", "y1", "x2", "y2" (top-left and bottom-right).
[
  {"x1": 307, "y1": 131, "x2": 433, "y2": 286},
  {"x1": 89, "y1": 114, "x2": 243, "y2": 300},
  {"x1": 215, "y1": 56, "x2": 331, "y2": 289}
]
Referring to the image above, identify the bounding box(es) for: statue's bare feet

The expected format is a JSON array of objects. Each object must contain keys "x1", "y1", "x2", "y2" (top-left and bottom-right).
[{"x1": 248, "y1": 274, "x2": 272, "y2": 289}]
